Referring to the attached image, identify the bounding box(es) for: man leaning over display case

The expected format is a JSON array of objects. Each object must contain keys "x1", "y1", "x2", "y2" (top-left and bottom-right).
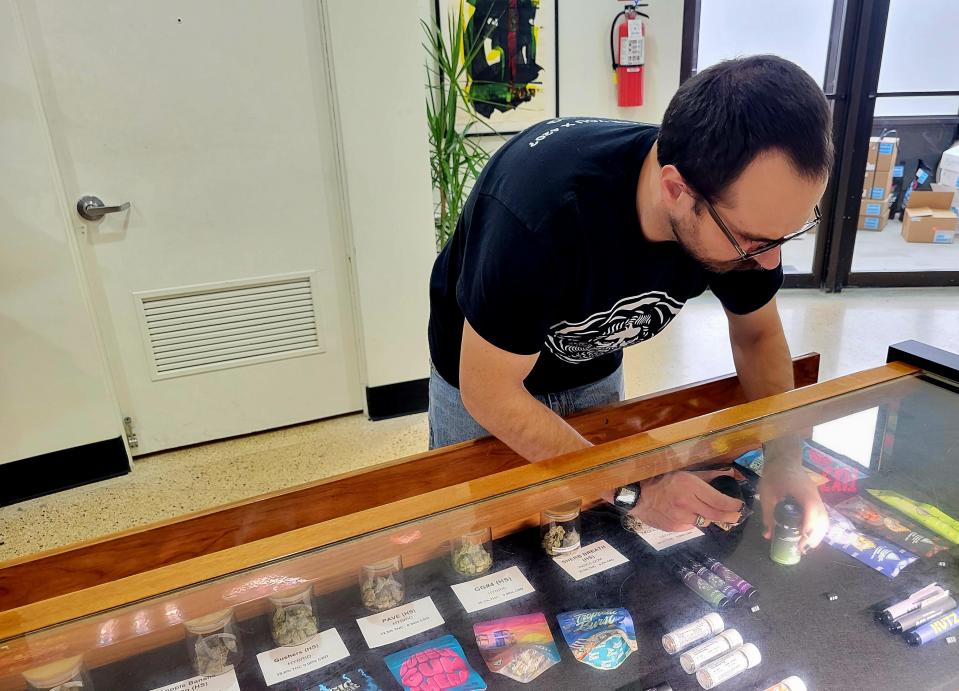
[{"x1": 427, "y1": 55, "x2": 831, "y2": 552}]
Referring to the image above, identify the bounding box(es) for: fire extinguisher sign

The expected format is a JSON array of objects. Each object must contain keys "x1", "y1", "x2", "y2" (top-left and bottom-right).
[{"x1": 621, "y1": 19, "x2": 645, "y2": 66}]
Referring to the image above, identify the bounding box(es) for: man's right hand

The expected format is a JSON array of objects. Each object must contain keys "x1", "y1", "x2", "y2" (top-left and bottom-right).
[
  {"x1": 631, "y1": 469, "x2": 745, "y2": 532},
  {"x1": 460, "y1": 319, "x2": 592, "y2": 461}
]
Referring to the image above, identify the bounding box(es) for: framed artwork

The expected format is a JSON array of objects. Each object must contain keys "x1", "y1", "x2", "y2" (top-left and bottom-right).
[{"x1": 435, "y1": 0, "x2": 559, "y2": 135}]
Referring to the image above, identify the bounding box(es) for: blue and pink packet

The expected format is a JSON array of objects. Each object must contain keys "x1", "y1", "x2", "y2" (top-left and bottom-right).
[{"x1": 384, "y1": 634, "x2": 486, "y2": 691}]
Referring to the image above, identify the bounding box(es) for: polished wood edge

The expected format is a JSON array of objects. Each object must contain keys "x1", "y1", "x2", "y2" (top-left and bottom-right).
[
  {"x1": 0, "y1": 361, "x2": 914, "y2": 640},
  {"x1": 0, "y1": 353, "x2": 819, "y2": 569}
]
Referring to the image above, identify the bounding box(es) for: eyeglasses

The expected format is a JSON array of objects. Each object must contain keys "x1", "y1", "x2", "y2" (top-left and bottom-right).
[{"x1": 699, "y1": 194, "x2": 822, "y2": 262}]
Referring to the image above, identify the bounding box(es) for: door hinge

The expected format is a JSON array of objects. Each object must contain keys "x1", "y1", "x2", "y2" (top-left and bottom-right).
[{"x1": 122, "y1": 416, "x2": 139, "y2": 449}]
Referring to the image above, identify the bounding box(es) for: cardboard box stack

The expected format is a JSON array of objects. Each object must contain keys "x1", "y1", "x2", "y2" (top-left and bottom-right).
[
  {"x1": 934, "y1": 142, "x2": 959, "y2": 216},
  {"x1": 901, "y1": 191, "x2": 958, "y2": 244},
  {"x1": 859, "y1": 134, "x2": 898, "y2": 230}
]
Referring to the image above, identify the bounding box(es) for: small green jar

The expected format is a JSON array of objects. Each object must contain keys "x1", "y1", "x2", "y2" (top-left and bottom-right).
[{"x1": 770, "y1": 499, "x2": 804, "y2": 566}]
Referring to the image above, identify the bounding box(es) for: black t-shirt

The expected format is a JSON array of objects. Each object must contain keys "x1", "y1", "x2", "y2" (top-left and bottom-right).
[{"x1": 428, "y1": 117, "x2": 783, "y2": 395}]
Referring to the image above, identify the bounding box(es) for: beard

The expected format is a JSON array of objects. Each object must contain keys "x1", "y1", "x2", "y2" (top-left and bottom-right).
[{"x1": 668, "y1": 212, "x2": 762, "y2": 274}]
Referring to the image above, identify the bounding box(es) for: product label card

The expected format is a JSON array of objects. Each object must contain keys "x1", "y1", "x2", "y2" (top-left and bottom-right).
[
  {"x1": 356, "y1": 597, "x2": 444, "y2": 648},
  {"x1": 150, "y1": 670, "x2": 240, "y2": 691},
  {"x1": 256, "y1": 628, "x2": 350, "y2": 685},
  {"x1": 552, "y1": 540, "x2": 629, "y2": 580},
  {"x1": 633, "y1": 523, "x2": 704, "y2": 551},
  {"x1": 450, "y1": 565, "x2": 535, "y2": 614}
]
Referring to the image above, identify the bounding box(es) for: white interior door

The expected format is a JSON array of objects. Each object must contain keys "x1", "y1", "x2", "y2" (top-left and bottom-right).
[{"x1": 17, "y1": 1, "x2": 362, "y2": 454}]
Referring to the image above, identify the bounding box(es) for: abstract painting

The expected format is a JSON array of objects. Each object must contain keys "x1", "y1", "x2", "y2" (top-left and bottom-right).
[{"x1": 437, "y1": 0, "x2": 559, "y2": 134}]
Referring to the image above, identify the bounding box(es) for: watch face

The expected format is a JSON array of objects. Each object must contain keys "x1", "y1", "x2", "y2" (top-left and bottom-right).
[{"x1": 614, "y1": 485, "x2": 639, "y2": 508}]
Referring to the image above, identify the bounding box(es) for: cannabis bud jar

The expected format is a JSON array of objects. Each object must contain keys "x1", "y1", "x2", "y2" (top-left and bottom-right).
[
  {"x1": 185, "y1": 609, "x2": 243, "y2": 676},
  {"x1": 541, "y1": 500, "x2": 582, "y2": 556},
  {"x1": 451, "y1": 527, "x2": 493, "y2": 577},
  {"x1": 269, "y1": 585, "x2": 319, "y2": 647},
  {"x1": 360, "y1": 556, "x2": 406, "y2": 612}
]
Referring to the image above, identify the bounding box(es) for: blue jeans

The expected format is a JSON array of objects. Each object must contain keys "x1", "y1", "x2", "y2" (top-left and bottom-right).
[{"x1": 428, "y1": 364, "x2": 625, "y2": 449}]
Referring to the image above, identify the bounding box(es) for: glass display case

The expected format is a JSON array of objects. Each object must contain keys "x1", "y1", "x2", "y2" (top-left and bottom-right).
[{"x1": 1, "y1": 342, "x2": 957, "y2": 691}]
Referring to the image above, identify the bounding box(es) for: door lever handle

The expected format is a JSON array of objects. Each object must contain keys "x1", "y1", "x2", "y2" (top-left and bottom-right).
[{"x1": 77, "y1": 195, "x2": 130, "y2": 221}]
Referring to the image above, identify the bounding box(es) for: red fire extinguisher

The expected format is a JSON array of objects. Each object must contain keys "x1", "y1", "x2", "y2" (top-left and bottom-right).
[{"x1": 610, "y1": 3, "x2": 649, "y2": 107}]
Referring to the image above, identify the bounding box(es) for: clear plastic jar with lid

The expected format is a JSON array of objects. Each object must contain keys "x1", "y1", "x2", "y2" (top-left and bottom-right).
[
  {"x1": 269, "y1": 584, "x2": 319, "y2": 647},
  {"x1": 696, "y1": 643, "x2": 762, "y2": 689},
  {"x1": 22, "y1": 655, "x2": 92, "y2": 690},
  {"x1": 540, "y1": 499, "x2": 582, "y2": 555},
  {"x1": 359, "y1": 556, "x2": 406, "y2": 612},
  {"x1": 184, "y1": 608, "x2": 243, "y2": 676},
  {"x1": 450, "y1": 527, "x2": 493, "y2": 577}
]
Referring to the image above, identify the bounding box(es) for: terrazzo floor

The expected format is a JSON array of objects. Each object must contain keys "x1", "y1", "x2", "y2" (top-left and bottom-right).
[{"x1": 2, "y1": 287, "x2": 957, "y2": 563}]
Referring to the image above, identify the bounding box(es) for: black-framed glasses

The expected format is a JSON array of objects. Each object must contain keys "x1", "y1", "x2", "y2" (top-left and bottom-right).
[{"x1": 700, "y1": 195, "x2": 822, "y2": 261}]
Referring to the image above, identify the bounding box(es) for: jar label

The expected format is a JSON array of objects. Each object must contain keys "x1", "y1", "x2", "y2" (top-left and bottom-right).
[
  {"x1": 256, "y1": 628, "x2": 350, "y2": 685},
  {"x1": 450, "y1": 565, "x2": 536, "y2": 613},
  {"x1": 553, "y1": 540, "x2": 630, "y2": 581}
]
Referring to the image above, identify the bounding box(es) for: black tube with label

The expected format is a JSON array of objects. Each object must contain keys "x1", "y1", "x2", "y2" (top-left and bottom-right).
[{"x1": 890, "y1": 594, "x2": 957, "y2": 634}]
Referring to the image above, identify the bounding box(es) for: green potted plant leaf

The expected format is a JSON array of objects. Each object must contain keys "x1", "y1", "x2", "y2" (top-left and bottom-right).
[{"x1": 423, "y1": 9, "x2": 502, "y2": 250}]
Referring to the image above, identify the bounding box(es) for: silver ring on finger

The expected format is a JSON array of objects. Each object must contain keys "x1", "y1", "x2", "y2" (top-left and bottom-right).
[{"x1": 695, "y1": 514, "x2": 709, "y2": 528}]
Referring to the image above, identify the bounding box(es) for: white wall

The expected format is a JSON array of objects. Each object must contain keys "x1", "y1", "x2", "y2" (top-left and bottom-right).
[
  {"x1": 1, "y1": 7, "x2": 121, "y2": 464},
  {"x1": 559, "y1": 0, "x2": 685, "y2": 124},
  {"x1": 325, "y1": 0, "x2": 438, "y2": 390},
  {"x1": 697, "y1": 0, "x2": 834, "y2": 87}
]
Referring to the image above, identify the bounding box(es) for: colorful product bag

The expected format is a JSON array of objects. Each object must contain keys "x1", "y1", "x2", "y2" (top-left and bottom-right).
[
  {"x1": 472, "y1": 612, "x2": 560, "y2": 683},
  {"x1": 867, "y1": 489, "x2": 959, "y2": 544},
  {"x1": 824, "y1": 506, "x2": 918, "y2": 578},
  {"x1": 385, "y1": 634, "x2": 487, "y2": 691},
  {"x1": 557, "y1": 608, "x2": 638, "y2": 671},
  {"x1": 833, "y1": 494, "x2": 951, "y2": 558},
  {"x1": 308, "y1": 668, "x2": 384, "y2": 691}
]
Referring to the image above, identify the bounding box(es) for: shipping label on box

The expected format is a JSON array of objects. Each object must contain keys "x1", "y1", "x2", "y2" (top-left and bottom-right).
[
  {"x1": 870, "y1": 166, "x2": 894, "y2": 199},
  {"x1": 874, "y1": 137, "x2": 899, "y2": 172},
  {"x1": 933, "y1": 229, "x2": 956, "y2": 244},
  {"x1": 859, "y1": 197, "x2": 887, "y2": 217},
  {"x1": 858, "y1": 213, "x2": 888, "y2": 231}
]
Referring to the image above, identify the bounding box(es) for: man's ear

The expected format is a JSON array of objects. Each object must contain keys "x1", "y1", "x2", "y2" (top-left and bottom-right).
[{"x1": 659, "y1": 164, "x2": 687, "y2": 210}]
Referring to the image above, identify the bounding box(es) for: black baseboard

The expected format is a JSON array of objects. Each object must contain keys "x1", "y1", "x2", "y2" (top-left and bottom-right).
[
  {"x1": 1, "y1": 437, "x2": 129, "y2": 507},
  {"x1": 366, "y1": 378, "x2": 429, "y2": 421},
  {"x1": 782, "y1": 273, "x2": 819, "y2": 288},
  {"x1": 887, "y1": 340, "x2": 959, "y2": 384}
]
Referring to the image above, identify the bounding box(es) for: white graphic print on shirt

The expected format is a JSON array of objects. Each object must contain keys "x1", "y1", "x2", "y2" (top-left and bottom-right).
[{"x1": 545, "y1": 291, "x2": 684, "y2": 363}]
